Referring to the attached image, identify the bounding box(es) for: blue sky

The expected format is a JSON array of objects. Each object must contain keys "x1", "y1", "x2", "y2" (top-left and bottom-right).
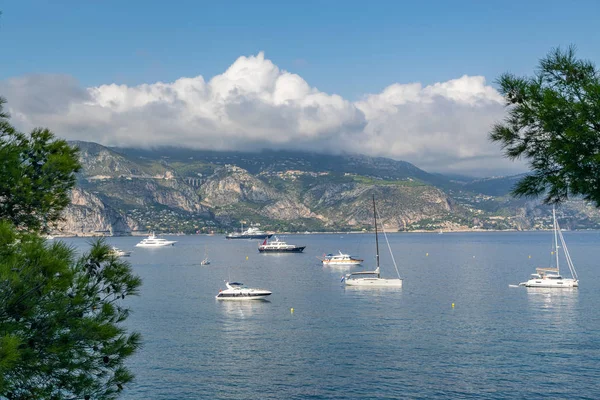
[
  {"x1": 1, "y1": 0, "x2": 599, "y2": 176},
  {"x1": 2, "y1": 0, "x2": 598, "y2": 99}
]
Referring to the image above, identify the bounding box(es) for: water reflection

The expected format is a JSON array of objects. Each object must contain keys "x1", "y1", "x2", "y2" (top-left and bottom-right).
[
  {"x1": 216, "y1": 298, "x2": 271, "y2": 320},
  {"x1": 342, "y1": 285, "x2": 405, "y2": 301},
  {"x1": 525, "y1": 288, "x2": 579, "y2": 326},
  {"x1": 525, "y1": 287, "x2": 578, "y2": 307}
]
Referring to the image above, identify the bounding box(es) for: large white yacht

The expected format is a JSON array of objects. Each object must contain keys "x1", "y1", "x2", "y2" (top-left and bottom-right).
[
  {"x1": 519, "y1": 207, "x2": 579, "y2": 288},
  {"x1": 258, "y1": 236, "x2": 305, "y2": 253},
  {"x1": 320, "y1": 251, "x2": 363, "y2": 266},
  {"x1": 135, "y1": 233, "x2": 177, "y2": 247},
  {"x1": 215, "y1": 282, "x2": 272, "y2": 300},
  {"x1": 226, "y1": 224, "x2": 273, "y2": 239}
]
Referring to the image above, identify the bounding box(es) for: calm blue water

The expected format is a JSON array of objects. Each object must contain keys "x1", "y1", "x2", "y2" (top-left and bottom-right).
[{"x1": 63, "y1": 232, "x2": 600, "y2": 399}]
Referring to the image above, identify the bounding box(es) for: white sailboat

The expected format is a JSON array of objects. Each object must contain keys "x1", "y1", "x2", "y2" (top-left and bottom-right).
[
  {"x1": 519, "y1": 207, "x2": 579, "y2": 288},
  {"x1": 343, "y1": 195, "x2": 403, "y2": 287},
  {"x1": 201, "y1": 246, "x2": 210, "y2": 265}
]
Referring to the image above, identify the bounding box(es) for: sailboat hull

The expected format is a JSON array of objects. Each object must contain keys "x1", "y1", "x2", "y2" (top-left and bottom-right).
[
  {"x1": 345, "y1": 278, "x2": 403, "y2": 287},
  {"x1": 521, "y1": 278, "x2": 578, "y2": 288}
]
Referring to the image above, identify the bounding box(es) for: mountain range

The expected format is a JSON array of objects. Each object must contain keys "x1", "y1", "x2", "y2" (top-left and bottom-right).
[{"x1": 53, "y1": 141, "x2": 600, "y2": 236}]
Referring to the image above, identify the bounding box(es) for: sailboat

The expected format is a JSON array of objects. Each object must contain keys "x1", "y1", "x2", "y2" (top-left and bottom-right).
[
  {"x1": 343, "y1": 195, "x2": 403, "y2": 287},
  {"x1": 201, "y1": 246, "x2": 210, "y2": 265},
  {"x1": 519, "y1": 207, "x2": 579, "y2": 288}
]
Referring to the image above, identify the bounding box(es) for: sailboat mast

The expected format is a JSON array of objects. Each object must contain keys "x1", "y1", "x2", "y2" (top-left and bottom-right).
[
  {"x1": 553, "y1": 206, "x2": 560, "y2": 274},
  {"x1": 373, "y1": 194, "x2": 380, "y2": 270}
]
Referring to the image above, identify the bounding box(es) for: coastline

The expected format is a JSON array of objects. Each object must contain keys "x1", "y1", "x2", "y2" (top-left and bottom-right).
[{"x1": 50, "y1": 227, "x2": 585, "y2": 238}]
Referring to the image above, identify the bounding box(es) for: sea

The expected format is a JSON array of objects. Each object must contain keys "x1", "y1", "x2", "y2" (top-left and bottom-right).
[{"x1": 62, "y1": 231, "x2": 600, "y2": 399}]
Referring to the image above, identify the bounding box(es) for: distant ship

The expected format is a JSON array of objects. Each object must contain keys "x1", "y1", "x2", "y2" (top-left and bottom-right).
[{"x1": 225, "y1": 225, "x2": 273, "y2": 240}]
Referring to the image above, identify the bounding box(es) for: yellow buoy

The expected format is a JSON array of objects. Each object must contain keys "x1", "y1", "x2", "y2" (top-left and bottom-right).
[
  {"x1": 528, "y1": 255, "x2": 531, "y2": 259},
  {"x1": 290, "y1": 308, "x2": 294, "y2": 314},
  {"x1": 246, "y1": 256, "x2": 249, "y2": 260},
  {"x1": 451, "y1": 303, "x2": 455, "y2": 308},
  {"x1": 426, "y1": 253, "x2": 429, "y2": 256}
]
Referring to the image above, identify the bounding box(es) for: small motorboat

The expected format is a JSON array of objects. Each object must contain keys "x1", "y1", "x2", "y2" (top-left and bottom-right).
[
  {"x1": 320, "y1": 251, "x2": 363, "y2": 266},
  {"x1": 215, "y1": 282, "x2": 272, "y2": 300},
  {"x1": 109, "y1": 246, "x2": 132, "y2": 257}
]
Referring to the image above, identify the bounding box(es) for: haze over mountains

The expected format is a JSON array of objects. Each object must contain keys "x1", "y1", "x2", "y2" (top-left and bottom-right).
[{"x1": 53, "y1": 141, "x2": 600, "y2": 236}]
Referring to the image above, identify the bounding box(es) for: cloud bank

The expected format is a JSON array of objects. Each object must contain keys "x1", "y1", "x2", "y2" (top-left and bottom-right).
[{"x1": 0, "y1": 52, "x2": 523, "y2": 176}]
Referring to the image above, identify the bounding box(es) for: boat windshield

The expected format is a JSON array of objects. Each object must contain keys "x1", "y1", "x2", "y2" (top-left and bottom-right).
[{"x1": 229, "y1": 282, "x2": 244, "y2": 286}]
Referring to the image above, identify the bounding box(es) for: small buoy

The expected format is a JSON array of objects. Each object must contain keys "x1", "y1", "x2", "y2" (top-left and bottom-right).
[
  {"x1": 290, "y1": 308, "x2": 294, "y2": 314},
  {"x1": 472, "y1": 255, "x2": 475, "y2": 258},
  {"x1": 246, "y1": 256, "x2": 249, "y2": 260},
  {"x1": 451, "y1": 303, "x2": 455, "y2": 308},
  {"x1": 426, "y1": 253, "x2": 429, "y2": 256},
  {"x1": 528, "y1": 255, "x2": 531, "y2": 259}
]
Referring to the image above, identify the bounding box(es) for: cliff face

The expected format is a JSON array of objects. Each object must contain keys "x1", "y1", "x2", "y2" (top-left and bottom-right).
[
  {"x1": 200, "y1": 166, "x2": 280, "y2": 206},
  {"x1": 57, "y1": 188, "x2": 137, "y2": 235}
]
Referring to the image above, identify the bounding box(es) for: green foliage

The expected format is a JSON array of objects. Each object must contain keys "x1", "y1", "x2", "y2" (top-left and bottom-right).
[
  {"x1": 0, "y1": 222, "x2": 142, "y2": 399},
  {"x1": 0, "y1": 97, "x2": 81, "y2": 233},
  {"x1": 490, "y1": 46, "x2": 600, "y2": 205},
  {"x1": 0, "y1": 96, "x2": 140, "y2": 398}
]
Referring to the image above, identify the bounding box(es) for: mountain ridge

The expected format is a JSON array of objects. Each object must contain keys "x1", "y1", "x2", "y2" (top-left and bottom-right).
[{"x1": 53, "y1": 141, "x2": 600, "y2": 235}]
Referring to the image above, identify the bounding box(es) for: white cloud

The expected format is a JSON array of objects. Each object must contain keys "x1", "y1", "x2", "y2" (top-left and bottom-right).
[{"x1": 0, "y1": 52, "x2": 525, "y2": 176}]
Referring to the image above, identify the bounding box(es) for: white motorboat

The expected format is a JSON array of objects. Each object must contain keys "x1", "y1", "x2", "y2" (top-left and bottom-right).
[
  {"x1": 258, "y1": 236, "x2": 305, "y2": 253},
  {"x1": 215, "y1": 282, "x2": 272, "y2": 300},
  {"x1": 519, "y1": 207, "x2": 579, "y2": 288},
  {"x1": 109, "y1": 246, "x2": 132, "y2": 257},
  {"x1": 343, "y1": 195, "x2": 403, "y2": 287},
  {"x1": 320, "y1": 251, "x2": 363, "y2": 266},
  {"x1": 135, "y1": 233, "x2": 177, "y2": 247}
]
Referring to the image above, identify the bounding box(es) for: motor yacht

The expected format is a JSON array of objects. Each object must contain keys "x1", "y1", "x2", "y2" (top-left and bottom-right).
[
  {"x1": 215, "y1": 282, "x2": 272, "y2": 300},
  {"x1": 109, "y1": 246, "x2": 132, "y2": 257},
  {"x1": 258, "y1": 236, "x2": 305, "y2": 253},
  {"x1": 226, "y1": 224, "x2": 273, "y2": 239},
  {"x1": 320, "y1": 251, "x2": 363, "y2": 266},
  {"x1": 135, "y1": 233, "x2": 177, "y2": 247}
]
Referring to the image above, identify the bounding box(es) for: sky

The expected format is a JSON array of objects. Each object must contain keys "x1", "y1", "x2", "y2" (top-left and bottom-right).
[{"x1": 1, "y1": 0, "x2": 599, "y2": 177}]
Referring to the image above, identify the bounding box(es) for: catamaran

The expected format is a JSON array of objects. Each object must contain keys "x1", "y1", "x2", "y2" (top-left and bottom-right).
[
  {"x1": 343, "y1": 195, "x2": 403, "y2": 287},
  {"x1": 519, "y1": 207, "x2": 579, "y2": 288}
]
